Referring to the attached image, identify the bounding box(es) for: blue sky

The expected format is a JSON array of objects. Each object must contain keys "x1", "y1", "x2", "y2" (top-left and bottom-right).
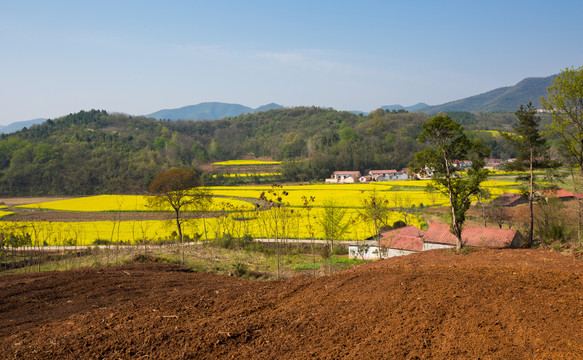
[{"x1": 1, "y1": 0, "x2": 582, "y2": 125}]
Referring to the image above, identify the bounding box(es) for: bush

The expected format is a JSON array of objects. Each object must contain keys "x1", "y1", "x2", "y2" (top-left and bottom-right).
[
  {"x1": 332, "y1": 245, "x2": 348, "y2": 255},
  {"x1": 232, "y1": 261, "x2": 248, "y2": 277}
]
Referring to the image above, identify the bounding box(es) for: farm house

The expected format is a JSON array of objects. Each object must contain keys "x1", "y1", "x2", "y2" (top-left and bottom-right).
[
  {"x1": 422, "y1": 223, "x2": 523, "y2": 250},
  {"x1": 349, "y1": 226, "x2": 425, "y2": 260},
  {"x1": 349, "y1": 223, "x2": 523, "y2": 259},
  {"x1": 325, "y1": 171, "x2": 362, "y2": 183}
]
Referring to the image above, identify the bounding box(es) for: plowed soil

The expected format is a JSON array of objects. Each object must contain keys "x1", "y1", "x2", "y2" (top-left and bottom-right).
[{"x1": 1, "y1": 249, "x2": 583, "y2": 359}]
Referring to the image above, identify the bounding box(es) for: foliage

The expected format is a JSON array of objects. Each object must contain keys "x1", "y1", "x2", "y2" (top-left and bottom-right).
[
  {"x1": 359, "y1": 189, "x2": 391, "y2": 236},
  {"x1": 0, "y1": 108, "x2": 521, "y2": 195},
  {"x1": 148, "y1": 168, "x2": 212, "y2": 247},
  {"x1": 501, "y1": 103, "x2": 561, "y2": 245},
  {"x1": 411, "y1": 114, "x2": 490, "y2": 250},
  {"x1": 542, "y1": 66, "x2": 583, "y2": 170},
  {"x1": 318, "y1": 199, "x2": 351, "y2": 250}
]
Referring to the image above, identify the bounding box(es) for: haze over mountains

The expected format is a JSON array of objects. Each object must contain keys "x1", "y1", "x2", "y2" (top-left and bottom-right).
[
  {"x1": 0, "y1": 74, "x2": 555, "y2": 133},
  {"x1": 145, "y1": 102, "x2": 283, "y2": 121}
]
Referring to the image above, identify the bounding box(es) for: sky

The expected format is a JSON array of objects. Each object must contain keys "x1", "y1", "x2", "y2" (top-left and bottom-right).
[{"x1": 1, "y1": 0, "x2": 582, "y2": 126}]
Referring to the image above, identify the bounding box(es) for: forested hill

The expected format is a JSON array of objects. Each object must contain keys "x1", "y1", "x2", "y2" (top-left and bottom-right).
[
  {"x1": 0, "y1": 108, "x2": 517, "y2": 196},
  {"x1": 419, "y1": 76, "x2": 555, "y2": 113}
]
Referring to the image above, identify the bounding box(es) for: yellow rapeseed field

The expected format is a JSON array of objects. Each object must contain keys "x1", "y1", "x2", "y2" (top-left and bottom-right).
[
  {"x1": 212, "y1": 173, "x2": 282, "y2": 178},
  {"x1": 2, "y1": 178, "x2": 521, "y2": 245},
  {"x1": 212, "y1": 160, "x2": 281, "y2": 166},
  {"x1": 16, "y1": 195, "x2": 256, "y2": 212}
]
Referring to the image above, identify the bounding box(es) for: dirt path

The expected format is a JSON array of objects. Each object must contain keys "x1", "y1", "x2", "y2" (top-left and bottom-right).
[{"x1": 1, "y1": 248, "x2": 582, "y2": 359}]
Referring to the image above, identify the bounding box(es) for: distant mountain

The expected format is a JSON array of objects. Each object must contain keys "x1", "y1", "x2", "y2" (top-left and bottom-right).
[
  {"x1": 145, "y1": 102, "x2": 283, "y2": 121},
  {"x1": 382, "y1": 103, "x2": 429, "y2": 112},
  {"x1": 0, "y1": 118, "x2": 47, "y2": 134},
  {"x1": 419, "y1": 76, "x2": 555, "y2": 113}
]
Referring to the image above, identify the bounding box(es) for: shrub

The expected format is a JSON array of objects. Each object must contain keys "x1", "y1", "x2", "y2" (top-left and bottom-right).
[{"x1": 232, "y1": 261, "x2": 248, "y2": 277}]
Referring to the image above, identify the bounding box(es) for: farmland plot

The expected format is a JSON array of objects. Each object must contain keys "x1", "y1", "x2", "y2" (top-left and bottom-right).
[{"x1": 1, "y1": 180, "x2": 520, "y2": 246}]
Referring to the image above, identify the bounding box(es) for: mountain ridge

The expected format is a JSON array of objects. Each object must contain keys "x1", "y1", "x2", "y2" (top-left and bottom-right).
[
  {"x1": 145, "y1": 102, "x2": 283, "y2": 121},
  {"x1": 417, "y1": 75, "x2": 555, "y2": 113}
]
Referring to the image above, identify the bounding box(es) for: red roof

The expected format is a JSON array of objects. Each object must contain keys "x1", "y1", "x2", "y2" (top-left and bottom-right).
[
  {"x1": 379, "y1": 226, "x2": 425, "y2": 252},
  {"x1": 332, "y1": 171, "x2": 361, "y2": 177},
  {"x1": 539, "y1": 188, "x2": 579, "y2": 199},
  {"x1": 492, "y1": 193, "x2": 527, "y2": 206},
  {"x1": 370, "y1": 169, "x2": 397, "y2": 174},
  {"x1": 424, "y1": 223, "x2": 521, "y2": 248}
]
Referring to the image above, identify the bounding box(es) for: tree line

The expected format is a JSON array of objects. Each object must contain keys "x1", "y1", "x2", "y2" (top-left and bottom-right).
[{"x1": 0, "y1": 106, "x2": 519, "y2": 196}]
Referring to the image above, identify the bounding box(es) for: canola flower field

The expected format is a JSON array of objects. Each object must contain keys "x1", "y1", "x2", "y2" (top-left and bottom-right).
[
  {"x1": 1, "y1": 179, "x2": 521, "y2": 246},
  {"x1": 211, "y1": 160, "x2": 281, "y2": 166},
  {"x1": 212, "y1": 173, "x2": 282, "y2": 178}
]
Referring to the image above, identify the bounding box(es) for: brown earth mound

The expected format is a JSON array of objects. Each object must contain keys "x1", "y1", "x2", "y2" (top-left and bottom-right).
[{"x1": 1, "y1": 249, "x2": 583, "y2": 359}]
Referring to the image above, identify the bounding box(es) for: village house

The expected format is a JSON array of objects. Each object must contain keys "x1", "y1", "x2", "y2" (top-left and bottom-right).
[
  {"x1": 452, "y1": 160, "x2": 472, "y2": 168},
  {"x1": 485, "y1": 158, "x2": 504, "y2": 169},
  {"x1": 325, "y1": 171, "x2": 361, "y2": 184},
  {"x1": 368, "y1": 169, "x2": 409, "y2": 181},
  {"x1": 537, "y1": 188, "x2": 583, "y2": 201},
  {"x1": 491, "y1": 192, "x2": 528, "y2": 207},
  {"x1": 348, "y1": 226, "x2": 425, "y2": 260},
  {"x1": 349, "y1": 223, "x2": 523, "y2": 259},
  {"x1": 422, "y1": 223, "x2": 523, "y2": 250}
]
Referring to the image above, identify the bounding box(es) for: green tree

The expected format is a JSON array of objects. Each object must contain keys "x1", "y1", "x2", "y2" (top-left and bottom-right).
[
  {"x1": 542, "y1": 66, "x2": 583, "y2": 247},
  {"x1": 411, "y1": 114, "x2": 490, "y2": 251},
  {"x1": 542, "y1": 66, "x2": 583, "y2": 171},
  {"x1": 501, "y1": 103, "x2": 561, "y2": 246},
  {"x1": 359, "y1": 189, "x2": 390, "y2": 237},
  {"x1": 318, "y1": 199, "x2": 351, "y2": 252},
  {"x1": 148, "y1": 168, "x2": 211, "y2": 262},
  {"x1": 257, "y1": 184, "x2": 295, "y2": 278}
]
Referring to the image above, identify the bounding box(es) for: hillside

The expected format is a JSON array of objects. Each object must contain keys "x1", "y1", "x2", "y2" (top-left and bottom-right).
[
  {"x1": 420, "y1": 75, "x2": 555, "y2": 113},
  {"x1": 1, "y1": 248, "x2": 582, "y2": 359},
  {"x1": 0, "y1": 108, "x2": 518, "y2": 195},
  {"x1": 145, "y1": 102, "x2": 283, "y2": 120}
]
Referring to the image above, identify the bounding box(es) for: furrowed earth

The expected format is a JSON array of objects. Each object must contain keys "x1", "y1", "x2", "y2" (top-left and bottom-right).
[{"x1": 1, "y1": 249, "x2": 582, "y2": 359}]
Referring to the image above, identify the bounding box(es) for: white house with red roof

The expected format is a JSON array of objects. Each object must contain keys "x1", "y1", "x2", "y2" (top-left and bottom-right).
[
  {"x1": 368, "y1": 169, "x2": 409, "y2": 181},
  {"x1": 422, "y1": 223, "x2": 523, "y2": 250},
  {"x1": 348, "y1": 225, "x2": 425, "y2": 260},
  {"x1": 325, "y1": 171, "x2": 362, "y2": 184},
  {"x1": 349, "y1": 223, "x2": 523, "y2": 259}
]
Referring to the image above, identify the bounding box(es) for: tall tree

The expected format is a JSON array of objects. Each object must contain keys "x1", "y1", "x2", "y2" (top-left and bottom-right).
[
  {"x1": 501, "y1": 103, "x2": 561, "y2": 246},
  {"x1": 318, "y1": 199, "x2": 351, "y2": 252},
  {"x1": 411, "y1": 114, "x2": 489, "y2": 251},
  {"x1": 148, "y1": 168, "x2": 211, "y2": 263},
  {"x1": 359, "y1": 189, "x2": 391, "y2": 237},
  {"x1": 542, "y1": 66, "x2": 583, "y2": 172},
  {"x1": 542, "y1": 66, "x2": 583, "y2": 247}
]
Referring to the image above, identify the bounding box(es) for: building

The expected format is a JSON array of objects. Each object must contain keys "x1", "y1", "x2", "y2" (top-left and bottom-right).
[
  {"x1": 348, "y1": 226, "x2": 425, "y2": 260},
  {"x1": 369, "y1": 169, "x2": 409, "y2": 181},
  {"x1": 423, "y1": 223, "x2": 523, "y2": 250},
  {"x1": 348, "y1": 223, "x2": 523, "y2": 259},
  {"x1": 491, "y1": 193, "x2": 528, "y2": 207},
  {"x1": 325, "y1": 171, "x2": 362, "y2": 184}
]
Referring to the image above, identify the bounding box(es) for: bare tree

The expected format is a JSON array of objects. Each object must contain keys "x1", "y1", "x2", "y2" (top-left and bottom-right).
[{"x1": 148, "y1": 168, "x2": 212, "y2": 264}]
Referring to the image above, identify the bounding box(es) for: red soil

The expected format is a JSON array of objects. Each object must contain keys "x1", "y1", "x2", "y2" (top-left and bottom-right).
[{"x1": 1, "y1": 249, "x2": 583, "y2": 359}]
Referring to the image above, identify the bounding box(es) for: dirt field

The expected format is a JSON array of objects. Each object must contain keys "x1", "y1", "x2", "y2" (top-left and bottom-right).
[{"x1": 1, "y1": 248, "x2": 582, "y2": 359}]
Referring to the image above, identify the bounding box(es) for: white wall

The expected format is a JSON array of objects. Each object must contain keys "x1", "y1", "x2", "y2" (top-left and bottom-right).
[
  {"x1": 349, "y1": 245, "x2": 419, "y2": 259},
  {"x1": 423, "y1": 242, "x2": 454, "y2": 251}
]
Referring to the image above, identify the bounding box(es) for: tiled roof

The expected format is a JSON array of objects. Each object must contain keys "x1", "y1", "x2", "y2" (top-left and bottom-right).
[
  {"x1": 492, "y1": 193, "x2": 527, "y2": 206},
  {"x1": 332, "y1": 171, "x2": 361, "y2": 176},
  {"x1": 539, "y1": 188, "x2": 578, "y2": 199},
  {"x1": 424, "y1": 223, "x2": 520, "y2": 248},
  {"x1": 370, "y1": 169, "x2": 397, "y2": 174},
  {"x1": 379, "y1": 225, "x2": 425, "y2": 252}
]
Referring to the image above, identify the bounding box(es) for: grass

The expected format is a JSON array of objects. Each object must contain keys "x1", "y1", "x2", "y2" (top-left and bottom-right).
[{"x1": 0, "y1": 241, "x2": 363, "y2": 279}]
